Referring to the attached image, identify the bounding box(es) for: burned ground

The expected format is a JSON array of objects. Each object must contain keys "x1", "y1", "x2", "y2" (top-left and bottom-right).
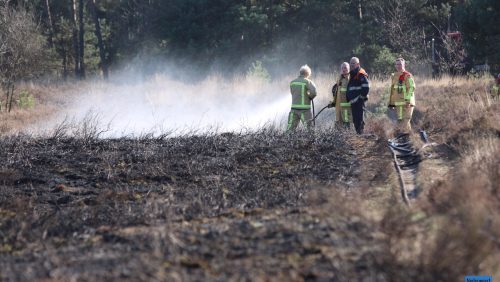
[
  {"x1": 2, "y1": 76, "x2": 499, "y2": 281},
  {"x1": 0, "y1": 129, "x2": 397, "y2": 281}
]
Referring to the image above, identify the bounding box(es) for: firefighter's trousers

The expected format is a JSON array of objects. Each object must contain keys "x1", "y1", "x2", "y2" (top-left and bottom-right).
[
  {"x1": 287, "y1": 109, "x2": 313, "y2": 131},
  {"x1": 388, "y1": 104, "x2": 414, "y2": 132},
  {"x1": 335, "y1": 102, "x2": 352, "y2": 130},
  {"x1": 351, "y1": 100, "x2": 365, "y2": 134}
]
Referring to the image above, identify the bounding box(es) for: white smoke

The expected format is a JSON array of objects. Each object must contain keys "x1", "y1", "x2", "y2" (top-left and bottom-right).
[{"x1": 39, "y1": 72, "x2": 293, "y2": 137}]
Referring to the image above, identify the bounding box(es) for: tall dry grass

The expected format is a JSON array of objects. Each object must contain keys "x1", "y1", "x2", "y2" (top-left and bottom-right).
[
  {"x1": 2, "y1": 74, "x2": 310, "y2": 136},
  {"x1": 284, "y1": 72, "x2": 498, "y2": 280},
  {"x1": 369, "y1": 75, "x2": 499, "y2": 280},
  {"x1": 0, "y1": 81, "x2": 84, "y2": 135},
  {"x1": 295, "y1": 72, "x2": 499, "y2": 280},
  {"x1": 1, "y1": 72, "x2": 498, "y2": 279},
  {"x1": 0, "y1": 72, "x2": 341, "y2": 137},
  {"x1": 377, "y1": 135, "x2": 499, "y2": 281}
]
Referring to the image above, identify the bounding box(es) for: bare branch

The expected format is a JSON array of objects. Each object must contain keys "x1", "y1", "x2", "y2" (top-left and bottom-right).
[{"x1": 0, "y1": 0, "x2": 46, "y2": 112}]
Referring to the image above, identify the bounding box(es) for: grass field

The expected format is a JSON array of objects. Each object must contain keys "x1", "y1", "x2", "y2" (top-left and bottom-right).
[{"x1": 0, "y1": 73, "x2": 498, "y2": 281}]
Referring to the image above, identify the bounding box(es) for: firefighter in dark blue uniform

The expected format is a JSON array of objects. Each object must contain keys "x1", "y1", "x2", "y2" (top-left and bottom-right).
[{"x1": 346, "y1": 57, "x2": 370, "y2": 134}]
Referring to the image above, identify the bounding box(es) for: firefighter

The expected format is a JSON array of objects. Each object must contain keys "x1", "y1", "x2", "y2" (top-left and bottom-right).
[
  {"x1": 388, "y1": 58, "x2": 416, "y2": 132},
  {"x1": 328, "y1": 62, "x2": 351, "y2": 129},
  {"x1": 287, "y1": 65, "x2": 317, "y2": 131},
  {"x1": 346, "y1": 57, "x2": 370, "y2": 134},
  {"x1": 491, "y1": 73, "x2": 500, "y2": 100}
]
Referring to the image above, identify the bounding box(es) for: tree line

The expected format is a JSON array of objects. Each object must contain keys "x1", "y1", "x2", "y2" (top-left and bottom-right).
[{"x1": 1, "y1": 0, "x2": 499, "y2": 85}]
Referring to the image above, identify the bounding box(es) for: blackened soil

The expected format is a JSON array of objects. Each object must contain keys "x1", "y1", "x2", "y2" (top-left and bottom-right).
[{"x1": 0, "y1": 130, "x2": 393, "y2": 281}]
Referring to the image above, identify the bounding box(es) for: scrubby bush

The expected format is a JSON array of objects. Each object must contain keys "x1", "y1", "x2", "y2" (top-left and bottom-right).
[
  {"x1": 372, "y1": 46, "x2": 399, "y2": 75},
  {"x1": 16, "y1": 90, "x2": 34, "y2": 109},
  {"x1": 246, "y1": 60, "x2": 271, "y2": 82},
  {"x1": 0, "y1": 0, "x2": 45, "y2": 112}
]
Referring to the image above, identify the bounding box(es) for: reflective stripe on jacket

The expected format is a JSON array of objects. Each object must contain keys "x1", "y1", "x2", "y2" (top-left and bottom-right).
[
  {"x1": 346, "y1": 68, "x2": 369, "y2": 102},
  {"x1": 334, "y1": 75, "x2": 350, "y2": 122},
  {"x1": 389, "y1": 71, "x2": 416, "y2": 106},
  {"x1": 333, "y1": 75, "x2": 349, "y2": 106},
  {"x1": 290, "y1": 76, "x2": 317, "y2": 110}
]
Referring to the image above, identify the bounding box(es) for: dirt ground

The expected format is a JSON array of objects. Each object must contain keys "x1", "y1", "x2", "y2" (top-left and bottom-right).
[{"x1": 0, "y1": 128, "x2": 404, "y2": 281}]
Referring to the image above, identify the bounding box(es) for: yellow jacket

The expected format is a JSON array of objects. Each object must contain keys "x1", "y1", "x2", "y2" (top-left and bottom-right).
[
  {"x1": 332, "y1": 74, "x2": 350, "y2": 122},
  {"x1": 389, "y1": 71, "x2": 416, "y2": 106},
  {"x1": 332, "y1": 74, "x2": 349, "y2": 107},
  {"x1": 290, "y1": 76, "x2": 317, "y2": 110}
]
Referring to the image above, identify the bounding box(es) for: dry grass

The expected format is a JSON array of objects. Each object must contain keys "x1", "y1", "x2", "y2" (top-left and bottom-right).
[
  {"x1": 0, "y1": 73, "x2": 499, "y2": 280},
  {"x1": 378, "y1": 135, "x2": 500, "y2": 281},
  {"x1": 369, "y1": 74, "x2": 500, "y2": 280},
  {"x1": 0, "y1": 81, "x2": 82, "y2": 135}
]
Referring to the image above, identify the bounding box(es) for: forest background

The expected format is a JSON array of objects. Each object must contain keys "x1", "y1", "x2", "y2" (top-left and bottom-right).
[{"x1": 1, "y1": 0, "x2": 499, "y2": 85}]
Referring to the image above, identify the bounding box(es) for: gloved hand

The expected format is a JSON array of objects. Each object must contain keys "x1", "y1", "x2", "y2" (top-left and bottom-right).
[
  {"x1": 327, "y1": 102, "x2": 334, "y2": 108},
  {"x1": 361, "y1": 95, "x2": 368, "y2": 101}
]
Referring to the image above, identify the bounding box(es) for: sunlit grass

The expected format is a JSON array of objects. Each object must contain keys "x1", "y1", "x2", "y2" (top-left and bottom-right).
[{"x1": 0, "y1": 72, "x2": 498, "y2": 280}]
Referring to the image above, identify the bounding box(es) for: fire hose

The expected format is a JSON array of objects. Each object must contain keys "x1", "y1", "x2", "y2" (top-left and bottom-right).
[{"x1": 311, "y1": 104, "x2": 330, "y2": 122}]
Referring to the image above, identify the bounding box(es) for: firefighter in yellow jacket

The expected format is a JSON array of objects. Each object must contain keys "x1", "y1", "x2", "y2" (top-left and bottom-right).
[
  {"x1": 287, "y1": 65, "x2": 317, "y2": 131},
  {"x1": 328, "y1": 62, "x2": 351, "y2": 128},
  {"x1": 491, "y1": 73, "x2": 500, "y2": 100},
  {"x1": 388, "y1": 58, "x2": 416, "y2": 132}
]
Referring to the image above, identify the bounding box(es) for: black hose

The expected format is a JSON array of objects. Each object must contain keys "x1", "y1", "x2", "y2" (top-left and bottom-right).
[
  {"x1": 312, "y1": 105, "x2": 330, "y2": 121},
  {"x1": 312, "y1": 100, "x2": 316, "y2": 127}
]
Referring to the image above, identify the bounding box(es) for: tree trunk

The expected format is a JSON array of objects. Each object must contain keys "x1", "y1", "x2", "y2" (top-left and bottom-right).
[
  {"x1": 358, "y1": 0, "x2": 363, "y2": 20},
  {"x1": 45, "y1": 0, "x2": 54, "y2": 48},
  {"x1": 63, "y1": 48, "x2": 68, "y2": 80},
  {"x1": 88, "y1": 0, "x2": 108, "y2": 79},
  {"x1": 2, "y1": 83, "x2": 9, "y2": 112},
  {"x1": 48, "y1": 0, "x2": 68, "y2": 79},
  {"x1": 266, "y1": 0, "x2": 273, "y2": 46},
  {"x1": 70, "y1": 0, "x2": 79, "y2": 78},
  {"x1": 7, "y1": 82, "x2": 14, "y2": 113},
  {"x1": 78, "y1": 0, "x2": 85, "y2": 79}
]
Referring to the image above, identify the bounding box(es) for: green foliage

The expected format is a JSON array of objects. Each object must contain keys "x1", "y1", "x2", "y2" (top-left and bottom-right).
[
  {"x1": 246, "y1": 60, "x2": 271, "y2": 82},
  {"x1": 0, "y1": 1, "x2": 45, "y2": 112},
  {"x1": 84, "y1": 20, "x2": 106, "y2": 75},
  {"x1": 0, "y1": 243, "x2": 13, "y2": 253},
  {"x1": 352, "y1": 44, "x2": 395, "y2": 75},
  {"x1": 16, "y1": 90, "x2": 34, "y2": 109},
  {"x1": 372, "y1": 47, "x2": 398, "y2": 75},
  {"x1": 6, "y1": 0, "x2": 498, "y2": 78},
  {"x1": 419, "y1": 2, "x2": 452, "y2": 27},
  {"x1": 456, "y1": 0, "x2": 500, "y2": 72}
]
